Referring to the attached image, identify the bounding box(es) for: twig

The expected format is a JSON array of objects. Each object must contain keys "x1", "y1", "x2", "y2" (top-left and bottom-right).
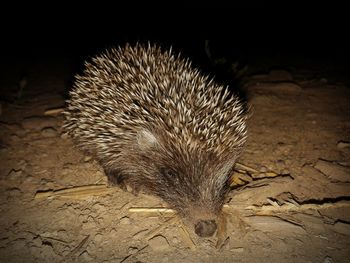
[
  {"x1": 34, "y1": 184, "x2": 114, "y2": 199},
  {"x1": 235, "y1": 162, "x2": 259, "y2": 174},
  {"x1": 128, "y1": 207, "x2": 176, "y2": 216},
  {"x1": 61, "y1": 235, "x2": 90, "y2": 262},
  {"x1": 245, "y1": 200, "x2": 350, "y2": 214},
  {"x1": 179, "y1": 225, "x2": 196, "y2": 251},
  {"x1": 44, "y1": 108, "x2": 64, "y2": 116},
  {"x1": 119, "y1": 244, "x2": 148, "y2": 263},
  {"x1": 145, "y1": 217, "x2": 179, "y2": 240}
]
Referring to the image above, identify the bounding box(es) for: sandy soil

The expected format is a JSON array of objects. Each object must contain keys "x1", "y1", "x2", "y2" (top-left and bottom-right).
[{"x1": 0, "y1": 55, "x2": 350, "y2": 263}]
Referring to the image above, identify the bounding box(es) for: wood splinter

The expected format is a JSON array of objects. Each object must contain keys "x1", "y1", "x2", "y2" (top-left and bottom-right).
[{"x1": 34, "y1": 184, "x2": 114, "y2": 199}]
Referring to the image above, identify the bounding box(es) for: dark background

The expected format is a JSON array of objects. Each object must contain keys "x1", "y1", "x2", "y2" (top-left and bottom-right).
[{"x1": 1, "y1": 6, "x2": 349, "y2": 94}]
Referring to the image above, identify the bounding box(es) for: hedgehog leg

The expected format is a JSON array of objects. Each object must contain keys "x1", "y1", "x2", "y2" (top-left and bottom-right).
[
  {"x1": 104, "y1": 169, "x2": 126, "y2": 188},
  {"x1": 104, "y1": 168, "x2": 140, "y2": 196}
]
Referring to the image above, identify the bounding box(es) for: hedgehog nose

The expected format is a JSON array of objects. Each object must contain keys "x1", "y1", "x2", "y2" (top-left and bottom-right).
[{"x1": 194, "y1": 220, "x2": 217, "y2": 237}]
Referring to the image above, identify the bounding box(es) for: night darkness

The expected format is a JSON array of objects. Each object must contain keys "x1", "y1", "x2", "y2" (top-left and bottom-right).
[
  {"x1": 2, "y1": 7, "x2": 350, "y2": 86},
  {"x1": 1, "y1": 7, "x2": 349, "y2": 96}
]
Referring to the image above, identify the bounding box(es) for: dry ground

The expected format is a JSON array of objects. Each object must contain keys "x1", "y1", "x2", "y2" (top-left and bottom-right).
[{"x1": 0, "y1": 55, "x2": 349, "y2": 263}]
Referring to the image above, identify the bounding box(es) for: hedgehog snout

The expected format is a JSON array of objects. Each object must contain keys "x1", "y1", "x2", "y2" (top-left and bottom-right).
[{"x1": 194, "y1": 219, "x2": 217, "y2": 237}]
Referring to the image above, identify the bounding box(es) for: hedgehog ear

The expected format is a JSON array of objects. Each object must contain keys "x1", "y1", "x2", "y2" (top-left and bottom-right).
[{"x1": 136, "y1": 129, "x2": 159, "y2": 150}]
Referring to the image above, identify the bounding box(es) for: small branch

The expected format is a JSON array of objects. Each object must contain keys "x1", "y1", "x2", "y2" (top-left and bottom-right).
[
  {"x1": 34, "y1": 184, "x2": 114, "y2": 199},
  {"x1": 44, "y1": 108, "x2": 64, "y2": 116},
  {"x1": 128, "y1": 207, "x2": 176, "y2": 216},
  {"x1": 145, "y1": 217, "x2": 179, "y2": 240},
  {"x1": 179, "y1": 225, "x2": 196, "y2": 251},
  {"x1": 245, "y1": 200, "x2": 350, "y2": 214}
]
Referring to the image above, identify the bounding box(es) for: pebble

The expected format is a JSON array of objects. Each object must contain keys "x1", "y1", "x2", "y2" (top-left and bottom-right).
[
  {"x1": 94, "y1": 233, "x2": 103, "y2": 243},
  {"x1": 119, "y1": 216, "x2": 131, "y2": 225},
  {"x1": 337, "y1": 141, "x2": 350, "y2": 149},
  {"x1": 231, "y1": 247, "x2": 244, "y2": 253},
  {"x1": 280, "y1": 168, "x2": 290, "y2": 175},
  {"x1": 10, "y1": 134, "x2": 20, "y2": 142},
  {"x1": 79, "y1": 250, "x2": 94, "y2": 261},
  {"x1": 323, "y1": 256, "x2": 333, "y2": 263},
  {"x1": 259, "y1": 166, "x2": 268, "y2": 173},
  {"x1": 148, "y1": 235, "x2": 170, "y2": 251},
  {"x1": 333, "y1": 221, "x2": 350, "y2": 235},
  {"x1": 128, "y1": 246, "x2": 139, "y2": 254},
  {"x1": 7, "y1": 169, "x2": 23, "y2": 179},
  {"x1": 84, "y1": 156, "x2": 93, "y2": 162},
  {"x1": 60, "y1": 133, "x2": 69, "y2": 139},
  {"x1": 41, "y1": 127, "x2": 57, "y2": 137}
]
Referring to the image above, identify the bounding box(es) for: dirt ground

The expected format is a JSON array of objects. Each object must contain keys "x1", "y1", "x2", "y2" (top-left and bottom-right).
[{"x1": 0, "y1": 53, "x2": 350, "y2": 263}]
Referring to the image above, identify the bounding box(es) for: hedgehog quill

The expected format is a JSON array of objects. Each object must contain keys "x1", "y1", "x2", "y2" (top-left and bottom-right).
[{"x1": 63, "y1": 43, "x2": 247, "y2": 237}]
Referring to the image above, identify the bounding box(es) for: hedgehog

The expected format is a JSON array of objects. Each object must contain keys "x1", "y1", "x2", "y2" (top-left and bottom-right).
[{"x1": 63, "y1": 43, "x2": 247, "y2": 237}]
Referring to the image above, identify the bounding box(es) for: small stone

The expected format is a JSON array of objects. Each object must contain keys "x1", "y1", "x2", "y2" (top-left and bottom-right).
[
  {"x1": 79, "y1": 250, "x2": 94, "y2": 261},
  {"x1": 231, "y1": 247, "x2": 244, "y2": 253},
  {"x1": 6, "y1": 187, "x2": 22, "y2": 198},
  {"x1": 81, "y1": 221, "x2": 95, "y2": 230},
  {"x1": 126, "y1": 184, "x2": 134, "y2": 193},
  {"x1": 276, "y1": 159, "x2": 285, "y2": 165},
  {"x1": 333, "y1": 221, "x2": 350, "y2": 235},
  {"x1": 337, "y1": 141, "x2": 350, "y2": 149},
  {"x1": 7, "y1": 169, "x2": 23, "y2": 179},
  {"x1": 281, "y1": 168, "x2": 290, "y2": 175},
  {"x1": 148, "y1": 235, "x2": 169, "y2": 251},
  {"x1": 32, "y1": 236, "x2": 42, "y2": 247},
  {"x1": 18, "y1": 159, "x2": 27, "y2": 166},
  {"x1": 84, "y1": 156, "x2": 93, "y2": 162},
  {"x1": 259, "y1": 166, "x2": 268, "y2": 173},
  {"x1": 92, "y1": 203, "x2": 105, "y2": 210},
  {"x1": 40, "y1": 242, "x2": 56, "y2": 260},
  {"x1": 41, "y1": 127, "x2": 57, "y2": 138},
  {"x1": 119, "y1": 216, "x2": 131, "y2": 225},
  {"x1": 277, "y1": 143, "x2": 293, "y2": 154},
  {"x1": 60, "y1": 133, "x2": 69, "y2": 139},
  {"x1": 172, "y1": 237, "x2": 179, "y2": 245},
  {"x1": 10, "y1": 134, "x2": 20, "y2": 141},
  {"x1": 323, "y1": 256, "x2": 333, "y2": 263},
  {"x1": 314, "y1": 159, "x2": 350, "y2": 183},
  {"x1": 128, "y1": 246, "x2": 138, "y2": 254},
  {"x1": 94, "y1": 233, "x2": 103, "y2": 243}
]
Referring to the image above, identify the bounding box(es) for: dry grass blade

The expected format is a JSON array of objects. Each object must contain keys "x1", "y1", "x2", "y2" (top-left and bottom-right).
[
  {"x1": 44, "y1": 108, "x2": 64, "y2": 116},
  {"x1": 145, "y1": 217, "x2": 179, "y2": 240},
  {"x1": 60, "y1": 235, "x2": 90, "y2": 262},
  {"x1": 128, "y1": 207, "x2": 176, "y2": 216},
  {"x1": 216, "y1": 212, "x2": 228, "y2": 249},
  {"x1": 34, "y1": 184, "x2": 114, "y2": 199},
  {"x1": 179, "y1": 225, "x2": 196, "y2": 251},
  {"x1": 235, "y1": 162, "x2": 259, "y2": 174},
  {"x1": 246, "y1": 200, "x2": 350, "y2": 214}
]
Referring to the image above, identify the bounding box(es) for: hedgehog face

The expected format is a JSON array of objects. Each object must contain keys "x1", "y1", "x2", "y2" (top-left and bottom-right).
[
  {"x1": 133, "y1": 129, "x2": 234, "y2": 237},
  {"x1": 154, "y1": 158, "x2": 232, "y2": 237}
]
